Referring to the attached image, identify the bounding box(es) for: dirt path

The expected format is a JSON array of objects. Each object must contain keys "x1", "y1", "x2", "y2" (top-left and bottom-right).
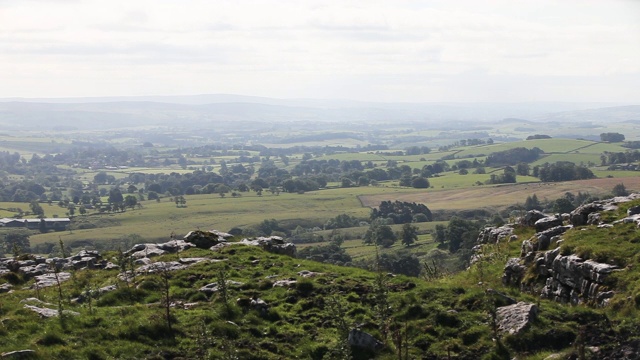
[{"x1": 359, "y1": 177, "x2": 640, "y2": 211}]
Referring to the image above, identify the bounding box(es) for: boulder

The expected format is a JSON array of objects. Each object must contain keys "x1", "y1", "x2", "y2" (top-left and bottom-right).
[
  {"x1": 0, "y1": 283, "x2": 12, "y2": 293},
  {"x1": 534, "y1": 215, "x2": 563, "y2": 232},
  {"x1": 273, "y1": 279, "x2": 297, "y2": 288},
  {"x1": 199, "y1": 280, "x2": 244, "y2": 294},
  {"x1": 1, "y1": 350, "x2": 37, "y2": 359},
  {"x1": 496, "y1": 302, "x2": 538, "y2": 335},
  {"x1": 33, "y1": 272, "x2": 71, "y2": 289},
  {"x1": 184, "y1": 230, "x2": 226, "y2": 248},
  {"x1": 136, "y1": 261, "x2": 186, "y2": 274},
  {"x1": 627, "y1": 205, "x2": 640, "y2": 216},
  {"x1": 239, "y1": 237, "x2": 297, "y2": 257},
  {"x1": 250, "y1": 298, "x2": 269, "y2": 313},
  {"x1": 348, "y1": 329, "x2": 384, "y2": 351},
  {"x1": 520, "y1": 210, "x2": 547, "y2": 227},
  {"x1": 535, "y1": 225, "x2": 572, "y2": 252},
  {"x1": 23, "y1": 305, "x2": 79, "y2": 318},
  {"x1": 570, "y1": 203, "x2": 604, "y2": 226}
]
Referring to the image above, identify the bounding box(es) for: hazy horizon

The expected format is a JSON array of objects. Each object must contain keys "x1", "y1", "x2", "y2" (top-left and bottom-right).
[{"x1": 1, "y1": 0, "x2": 639, "y2": 103}]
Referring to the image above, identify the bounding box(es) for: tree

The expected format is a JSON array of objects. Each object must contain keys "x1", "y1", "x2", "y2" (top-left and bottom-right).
[
  {"x1": 364, "y1": 223, "x2": 397, "y2": 248},
  {"x1": 400, "y1": 223, "x2": 418, "y2": 247},
  {"x1": 124, "y1": 195, "x2": 138, "y2": 209},
  {"x1": 411, "y1": 176, "x2": 430, "y2": 188},
  {"x1": 3, "y1": 231, "x2": 30, "y2": 255},
  {"x1": 108, "y1": 188, "x2": 124, "y2": 204},
  {"x1": 29, "y1": 201, "x2": 44, "y2": 218},
  {"x1": 525, "y1": 194, "x2": 541, "y2": 211},
  {"x1": 613, "y1": 183, "x2": 629, "y2": 197},
  {"x1": 93, "y1": 171, "x2": 109, "y2": 184}
]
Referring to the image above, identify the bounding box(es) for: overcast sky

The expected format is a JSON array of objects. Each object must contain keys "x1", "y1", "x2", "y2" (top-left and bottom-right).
[{"x1": 1, "y1": 0, "x2": 639, "y2": 102}]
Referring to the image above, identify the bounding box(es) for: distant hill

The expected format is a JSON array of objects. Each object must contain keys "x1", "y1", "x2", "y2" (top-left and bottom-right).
[{"x1": 0, "y1": 95, "x2": 636, "y2": 130}]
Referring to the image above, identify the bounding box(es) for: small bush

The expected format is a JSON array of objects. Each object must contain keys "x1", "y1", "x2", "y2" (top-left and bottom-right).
[
  {"x1": 296, "y1": 280, "x2": 315, "y2": 297},
  {"x1": 96, "y1": 287, "x2": 148, "y2": 307},
  {"x1": 37, "y1": 332, "x2": 66, "y2": 346},
  {"x1": 434, "y1": 311, "x2": 461, "y2": 327}
]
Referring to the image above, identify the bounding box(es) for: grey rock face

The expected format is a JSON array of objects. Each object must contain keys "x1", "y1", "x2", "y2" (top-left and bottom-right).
[
  {"x1": 538, "y1": 251, "x2": 617, "y2": 305},
  {"x1": 477, "y1": 226, "x2": 514, "y2": 244},
  {"x1": 502, "y1": 258, "x2": 526, "y2": 286}
]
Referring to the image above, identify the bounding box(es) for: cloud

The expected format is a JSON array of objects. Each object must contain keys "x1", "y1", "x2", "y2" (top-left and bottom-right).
[{"x1": 0, "y1": 0, "x2": 638, "y2": 101}]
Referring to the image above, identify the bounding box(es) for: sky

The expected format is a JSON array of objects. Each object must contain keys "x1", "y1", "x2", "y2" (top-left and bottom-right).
[{"x1": 1, "y1": 0, "x2": 639, "y2": 102}]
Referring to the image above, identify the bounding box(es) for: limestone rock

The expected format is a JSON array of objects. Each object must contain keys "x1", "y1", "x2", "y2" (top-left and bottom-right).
[
  {"x1": 477, "y1": 226, "x2": 514, "y2": 244},
  {"x1": 23, "y1": 305, "x2": 79, "y2": 318},
  {"x1": 570, "y1": 203, "x2": 604, "y2": 226},
  {"x1": 0, "y1": 283, "x2": 12, "y2": 293},
  {"x1": 520, "y1": 210, "x2": 547, "y2": 227},
  {"x1": 502, "y1": 258, "x2": 525, "y2": 286},
  {"x1": 348, "y1": 329, "x2": 384, "y2": 351},
  {"x1": 184, "y1": 230, "x2": 228, "y2": 248},
  {"x1": 199, "y1": 280, "x2": 244, "y2": 294},
  {"x1": 239, "y1": 236, "x2": 297, "y2": 257},
  {"x1": 535, "y1": 215, "x2": 563, "y2": 232},
  {"x1": 496, "y1": 302, "x2": 538, "y2": 335},
  {"x1": 1, "y1": 350, "x2": 37, "y2": 359},
  {"x1": 33, "y1": 272, "x2": 71, "y2": 289}
]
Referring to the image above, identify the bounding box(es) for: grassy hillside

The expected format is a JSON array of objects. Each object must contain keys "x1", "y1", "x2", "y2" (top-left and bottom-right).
[{"x1": 3, "y1": 202, "x2": 640, "y2": 360}]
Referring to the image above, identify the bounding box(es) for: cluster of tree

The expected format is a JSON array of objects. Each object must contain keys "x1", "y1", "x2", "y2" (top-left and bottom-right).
[
  {"x1": 621, "y1": 141, "x2": 640, "y2": 149},
  {"x1": 433, "y1": 217, "x2": 482, "y2": 253},
  {"x1": 297, "y1": 236, "x2": 352, "y2": 266},
  {"x1": 600, "y1": 150, "x2": 640, "y2": 166},
  {"x1": 371, "y1": 201, "x2": 433, "y2": 224},
  {"x1": 526, "y1": 134, "x2": 551, "y2": 140},
  {"x1": 363, "y1": 223, "x2": 397, "y2": 248},
  {"x1": 376, "y1": 251, "x2": 422, "y2": 277},
  {"x1": 437, "y1": 138, "x2": 493, "y2": 152},
  {"x1": 485, "y1": 167, "x2": 517, "y2": 184},
  {"x1": 405, "y1": 146, "x2": 431, "y2": 155},
  {"x1": 524, "y1": 191, "x2": 597, "y2": 213},
  {"x1": 0, "y1": 230, "x2": 31, "y2": 257},
  {"x1": 600, "y1": 132, "x2": 625, "y2": 143},
  {"x1": 484, "y1": 147, "x2": 543, "y2": 166},
  {"x1": 324, "y1": 214, "x2": 362, "y2": 229},
  {"x1": 533, "y1": 162, "x2": 595, "y2": 182}
]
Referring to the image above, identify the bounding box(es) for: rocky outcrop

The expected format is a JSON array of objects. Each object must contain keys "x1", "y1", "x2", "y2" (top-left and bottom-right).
[
  {"x1": 496, "y1": 302, "x2": 538, "y2": 335},
  {"x1": 238, "y1": 237, "x2": 297, "y2": 257},
  {"x1": 570, "y1": 193, "x2": 640, "y2": 226},
  {"x1": 184, "y1": 230, "x2": 233, "y2": 248},
  {"x1": 125, "y1": 240, "x2": 194, "y2": 259},
  {"x1": 537, "y1": 250, "x2": 617, "y2": 305},
  {"x1": 502, "y1": 258, "x2": 526, "y2": 286},
  {"x1": 477, "y1": 226, "x2": 514, "y2": 244},
  {"x1": 520, "y1": 210, "x2": 547, "y2": 227},
  {"x1": 33, "y1": 272, "x2": 71, "y2": 289},
  {"x1": 498, "y1": 195, "x2": 639, "y2": 306}
]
